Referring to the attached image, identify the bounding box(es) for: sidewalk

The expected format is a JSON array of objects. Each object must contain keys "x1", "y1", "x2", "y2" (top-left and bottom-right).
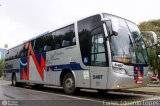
[
  {"x1": 148, "y1": 81, "x2": 160, "y2": 87},
  {"x1": 148, "y1": 84, "x2": 160, "y2": 87}
]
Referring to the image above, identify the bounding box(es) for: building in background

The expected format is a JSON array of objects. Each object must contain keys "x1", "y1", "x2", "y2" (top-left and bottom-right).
[
  {"x1": 0, "y1": 48, "x2": 6, "y2": 60},
  {"x1": 0, "y1": 44, "x2": 8, "y2": 60}
]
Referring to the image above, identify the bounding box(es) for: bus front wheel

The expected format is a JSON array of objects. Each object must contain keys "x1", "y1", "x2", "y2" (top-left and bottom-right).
[{"x1": 63, "y1": 73, "x2": 78, "y2": 95}]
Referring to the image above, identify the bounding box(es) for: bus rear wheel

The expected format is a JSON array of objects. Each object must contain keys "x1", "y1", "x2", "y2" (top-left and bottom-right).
[
  {"x1": 12, "y1": 73, "x2": 23, "y2": 87},
  {"x1": 63, "y1": 73, "x2": 78, "y2": 95},
  {"x1": 12, "y1": 74, "x2": 17, "y2": 86}
]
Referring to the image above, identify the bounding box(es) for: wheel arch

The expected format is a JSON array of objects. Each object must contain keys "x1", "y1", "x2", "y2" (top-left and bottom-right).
[{"x1": 59, "y1": 68, "x2": 76, "y2": 87}]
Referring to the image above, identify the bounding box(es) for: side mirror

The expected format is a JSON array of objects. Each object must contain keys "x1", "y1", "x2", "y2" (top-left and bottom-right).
[
  {"x1": 103, "y1": 18, "x2": 119, "y2": 39},
  {"x1": 111, "y1": 18, "x2": 119, "y2": 36},
  {"x1": 141, "y1": 31, "x2": 158, "y2": 47}
]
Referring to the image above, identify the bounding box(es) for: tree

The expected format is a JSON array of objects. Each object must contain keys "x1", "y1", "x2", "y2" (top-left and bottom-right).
[
  {"x1": 0, "y1": 59, "x2": 4, "y2": 77},
  {"x1": 139, "y1": 19, "x2": 160, "y2": 79}
]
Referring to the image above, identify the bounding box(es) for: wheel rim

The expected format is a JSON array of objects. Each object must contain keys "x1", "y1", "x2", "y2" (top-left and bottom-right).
[{"x1": 65, "y1": 78, "x2": 74, "y2": 90}]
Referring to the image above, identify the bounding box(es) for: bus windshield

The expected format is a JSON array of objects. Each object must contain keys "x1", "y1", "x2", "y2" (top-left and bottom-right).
[{"x1": 105, "y1": 16, "x2": 148, "y2": 65}]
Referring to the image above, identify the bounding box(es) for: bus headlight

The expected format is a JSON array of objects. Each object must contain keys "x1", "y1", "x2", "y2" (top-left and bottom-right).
[{"x1": 113, "y1": 67, "x2": 127, "y2": 74}]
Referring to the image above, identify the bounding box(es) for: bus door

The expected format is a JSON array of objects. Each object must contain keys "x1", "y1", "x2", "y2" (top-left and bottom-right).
[{"x1": 89, "y1": 26, "x2": 109, "y2": 89}]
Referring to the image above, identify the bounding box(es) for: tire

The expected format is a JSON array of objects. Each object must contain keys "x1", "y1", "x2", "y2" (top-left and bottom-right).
[
  {"x1": 12, "y1": 73, "x2": 22, "y2": 87},
  {"x1": 63, "y1": 73, "x2": 78, "y2": 95},
  {"x1": 12, "y1": 74, "x2": 17, "y2": 86}
]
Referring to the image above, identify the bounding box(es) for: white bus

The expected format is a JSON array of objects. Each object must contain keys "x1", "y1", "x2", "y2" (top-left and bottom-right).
[{"x1": 4, "y1": 13, "x2": 156, "y2": 94}]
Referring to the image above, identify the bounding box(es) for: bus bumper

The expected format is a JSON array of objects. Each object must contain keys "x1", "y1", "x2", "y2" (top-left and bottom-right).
[{"x1": 106, "y1": 70, "x2": 151, "y2": 89}]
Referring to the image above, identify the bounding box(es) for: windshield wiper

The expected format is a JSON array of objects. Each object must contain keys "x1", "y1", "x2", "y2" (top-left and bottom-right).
[
  {"x1": 136, "y1": 44, "x2": 147, "y2": 65},
  {"x1": 129, "y1": 34, "x2": 134, "y2": 47}
]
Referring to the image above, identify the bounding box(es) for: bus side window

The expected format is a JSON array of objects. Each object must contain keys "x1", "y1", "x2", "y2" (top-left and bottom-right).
[
  {"x1": 54, "y1": 35, "x2": 62, "y2": 49},
  {"x1": 72, "y1": 36, "x2": 76, "y2": 45},
  {"x1": 51, "y1": 31, "x2": 56, "y2": 50},
  {"x1": 19, "y1": 44, "x2": 26, "y2": 57},
  {"x1": 43, "y1": 33, "x2": 54, "y2": 52},
  {"x1": 78, "y1": 14, "x2": 106, "y2": 66},
  {"x1": 51, "y1": 24, "x2": 75, "y2": 48},
  {"x1": 7, "y1": 50, "x2": 11, "y2": 60},
  {"x1": 90, "y1": 27, "x2": 106, "y2": 66},
  {"x1": 61, "y1": 24, "x2": 75, "y2": 47},
  {"x1": 62, "y1": 40, "x2": 70, "y2": 47},
  {"x1": 61, "y1": 30, "x2": 70, "y2": 47},
  {"x1": 35, "y1": 37, "x2": 42, "y2": 54},
  {"x1": 44, "y1": 45, "x2": 52, "y2": 51},
  {"x1": 62, "y1": 32, "x2": 75, "y2": 47}
]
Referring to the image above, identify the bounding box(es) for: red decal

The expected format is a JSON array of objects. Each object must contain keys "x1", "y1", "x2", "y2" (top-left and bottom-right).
[
  {"x1": 25, "y1": 43, "x2": 46, "y2": 81},
  {"x1": 41, "y1": 54, "x2": 46, "y2": 72},
  {"x1": 135, "y1": 67, "x2": 144, "y2": 78},
  {"x1": 22, "y1": 68, "x2": 29, "y2": 80},
  {"x1": 134, "y1": 67, "x2": 144, "y2": 84}
]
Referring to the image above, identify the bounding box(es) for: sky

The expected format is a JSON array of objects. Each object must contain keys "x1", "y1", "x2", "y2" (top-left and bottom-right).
[{"x1": 0, "y1": 0, "x2": 160, "y2": 48}]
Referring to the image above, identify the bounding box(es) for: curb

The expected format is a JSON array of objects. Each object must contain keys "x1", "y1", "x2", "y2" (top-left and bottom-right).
[
  {"x1": 120, "y1": 90, "x2": 160, "y2": 96},
  {"x1": 147, "y1": 85, "x2": 160, "y2": 87},
  {"x1": 150, "y1": 81, "x2": 160, "y2": 84}
]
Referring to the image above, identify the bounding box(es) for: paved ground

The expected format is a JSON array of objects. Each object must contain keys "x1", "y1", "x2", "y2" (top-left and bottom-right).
[{"x1": 0, "y1": 80, "x2": 160, "y2": 106}]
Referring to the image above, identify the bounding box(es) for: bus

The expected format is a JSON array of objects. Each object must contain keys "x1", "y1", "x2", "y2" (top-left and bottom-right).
[{"x1": 4, "y1": 13, "x2": 157, "y2": 94}]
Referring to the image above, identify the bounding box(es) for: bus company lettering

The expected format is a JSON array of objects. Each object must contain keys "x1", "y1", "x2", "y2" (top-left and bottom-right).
[
  {"x1": 5, "y1": 63, "x2": 13, "y2": 69},
  {"x1": 51, "y1": 51, "x2": 64, "y2": 60},
  {"x1": 47, "y1": 51, "x2": 64, "y2": 64}
]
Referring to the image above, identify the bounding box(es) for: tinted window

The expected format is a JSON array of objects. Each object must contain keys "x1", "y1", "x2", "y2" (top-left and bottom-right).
[
  {"x1": 54, "y1": 32, "x2": 62, "y2": 49},
  {"x1": 91, "y1": 27, "x2": 106, "y2": 66},
  {"x1": 5, "y1": 44, "x2": 23, "y2": 61},
  {"x1": 44, "y1": 33, "x2": 54, "y2": 51},
  {"x1": 6, "y1": 24, "x2": 76, "y2": 60},
  {"x1": 52, "y1": 24, "x2": 75, "y2": 49},
  {"x1": 19, "y1": 43, "x2": 29, "y2": 57},
  {"x1": 78, "y1": 15, "x2": 107, "y2": 66},
  {"x1": 61, "y1": 25, "x2": 75, "y2": 47},
  {"x1": 35, "y1": 36, "x2": 45, "y2": 54},
  {"x1": 34, "y1": 33, "x2": 53, "y2": 54},
  {"x1": 16, "y1": 45, "x2": 23, "y2": 58},
  {"x1": 34, "y1": 24, "x2": 75, "y2": 54}
]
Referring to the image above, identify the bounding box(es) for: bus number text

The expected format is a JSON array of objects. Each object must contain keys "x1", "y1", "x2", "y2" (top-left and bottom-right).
[{"x1": 93, "y1": 75, "x2": 103, "y2": 79}]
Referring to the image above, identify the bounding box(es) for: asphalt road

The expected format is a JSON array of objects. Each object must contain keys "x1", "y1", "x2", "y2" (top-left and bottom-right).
[{"x1": 0, "y1": 80, "x2": 159, "y2": 106}]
